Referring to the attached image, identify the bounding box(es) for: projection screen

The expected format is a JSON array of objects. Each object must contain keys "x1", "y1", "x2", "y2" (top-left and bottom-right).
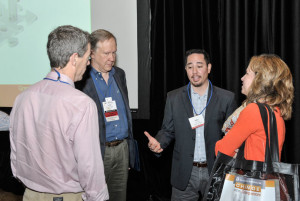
[{"x1": 0, "y1": 0, "x2": 139, "y2": 110}]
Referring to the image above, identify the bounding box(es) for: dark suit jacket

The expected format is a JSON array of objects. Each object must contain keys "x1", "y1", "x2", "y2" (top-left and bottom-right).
[
  {"x1": 76, "y1": 66, "x2": 139, "y2": 170},
  {"x1": 156, "y1": 84, "x2": 237, "y2": 190}
]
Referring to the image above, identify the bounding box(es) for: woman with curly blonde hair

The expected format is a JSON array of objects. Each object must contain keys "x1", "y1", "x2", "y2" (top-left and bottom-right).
[{"x1": 216, "y1": 54, "x2": 294, "y2": 162}]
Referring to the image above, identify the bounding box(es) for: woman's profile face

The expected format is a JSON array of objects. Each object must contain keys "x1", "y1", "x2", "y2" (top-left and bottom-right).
[{"x1": 241, "y1": 66, "x2": 256, "y2": 96}]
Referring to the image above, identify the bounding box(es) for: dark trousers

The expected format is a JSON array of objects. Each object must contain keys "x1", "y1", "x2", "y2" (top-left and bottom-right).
[{"x1": 171, "y1": 166, "x2": 209, "y2": 201}]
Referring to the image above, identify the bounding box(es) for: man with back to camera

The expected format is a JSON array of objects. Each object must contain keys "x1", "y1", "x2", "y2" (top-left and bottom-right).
[
  {"x1": 144, "y1": 49, "x2": 237, "y2": 200},
  {"x1": 9, "y1": 25, "x2": 109, "y2": 201},
  {"x1": 76, "y1": 29, "x2": 139, "y2": 201}
]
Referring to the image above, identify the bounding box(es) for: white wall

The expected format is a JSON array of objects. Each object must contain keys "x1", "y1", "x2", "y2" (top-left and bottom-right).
[{"x1": 91, "y1": 0, "x2": 138, "y2": 109}]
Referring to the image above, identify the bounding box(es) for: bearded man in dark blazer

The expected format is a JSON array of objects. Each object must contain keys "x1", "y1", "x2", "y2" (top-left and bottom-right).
[
  {"x1": 145, "y1": 49, "x2": 237, "y2": 201},
  {"x1": 76, "y1": 29, "x2": 139, "y2": 201}
]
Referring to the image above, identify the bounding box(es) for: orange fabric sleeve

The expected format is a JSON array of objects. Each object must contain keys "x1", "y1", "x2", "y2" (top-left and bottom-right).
[{"x1": 215, "y1": 103, "x2": 285, "y2": 162}]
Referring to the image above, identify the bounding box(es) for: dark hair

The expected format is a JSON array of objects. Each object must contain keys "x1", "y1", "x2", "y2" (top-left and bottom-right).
[
  {"x1": 90, "y1": 29, "x2": 117, "y2": 52},
  {"x1": 47, "y1": 25, "x2": 90, "y2": 68},
  {"x1": 185, "y1": 49, "x2": 211, "y2": 65}
]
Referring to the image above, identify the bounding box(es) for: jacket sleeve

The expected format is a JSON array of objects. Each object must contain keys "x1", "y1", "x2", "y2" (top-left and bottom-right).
[
  {"x1": 155, "y1": 94, "x2": 175, "y2": 149},
  {"x1": 225, "y1": 93, "x2": 238, "y2": 120}
]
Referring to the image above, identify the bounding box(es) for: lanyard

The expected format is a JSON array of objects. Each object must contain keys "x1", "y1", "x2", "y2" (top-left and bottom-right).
[
  {"x1": 43, "y1": 69, "x2": 70, "y2": 85},
  {"x1": 187, "y1": 79, "x2": 213, "y2": 116},
  {"x1": 90, "y1": 70, "x2": 113, "y2": 101}
]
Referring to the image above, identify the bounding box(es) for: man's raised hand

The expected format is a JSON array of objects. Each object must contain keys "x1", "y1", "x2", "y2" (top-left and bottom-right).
[{"x1": 144, "y1": 131, "x2": 163, "y2": 153}]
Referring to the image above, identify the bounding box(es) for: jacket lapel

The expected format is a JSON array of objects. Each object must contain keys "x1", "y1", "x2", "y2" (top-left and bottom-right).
[
  {"x1": 113, "y1": 70, "x2": 132, "y2": 133},
  {"x1": 86, "y1": 77, "x2": 102, "y2": 109},
  {"x1": 182, "y1": 85, "x2": 196, "y2": 136},
  {"x1": 204, "y1": 84, "x2": 215, "y2": 129},
  {"x1": 182, "y1": 85, "x2": 194, "y2": 118},
  {"x1": 113, "y1": 72, "x2": 130, "y2": 111},
  {"x1": 83, "y1": 70, "x2": 105, "y2": 126}
]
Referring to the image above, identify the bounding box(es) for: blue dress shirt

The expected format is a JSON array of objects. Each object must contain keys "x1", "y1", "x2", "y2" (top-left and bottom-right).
[{"x1": 90, "y1": 67, "x2": 128, "y2": 142}]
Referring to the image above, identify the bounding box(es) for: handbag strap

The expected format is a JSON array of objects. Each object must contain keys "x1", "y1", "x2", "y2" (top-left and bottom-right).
[
  {"x1": 257, "y1": 103, "x2": 280, "y2": 162},
  {"x1": 233, "y1": 103, "x2": 279, "y2": 172},
  {"x1": 268, "y1": 106, "x2": 280, "y2": 162}
]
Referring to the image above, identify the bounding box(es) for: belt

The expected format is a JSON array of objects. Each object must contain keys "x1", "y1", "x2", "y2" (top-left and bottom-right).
[
  {"x1": 105, "y1": 139, "x2": 124, "y2": 147},
  {"x1": 193, "y1": 161, "x2": 207, "y2": 168}
]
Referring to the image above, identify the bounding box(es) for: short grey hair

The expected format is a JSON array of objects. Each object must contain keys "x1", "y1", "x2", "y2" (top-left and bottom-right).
[{"x1": 47, "y1": 25, "x2": 90, "y2": 68}]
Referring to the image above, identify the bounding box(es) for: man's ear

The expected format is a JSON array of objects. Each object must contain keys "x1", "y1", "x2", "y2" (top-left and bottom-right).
[
  {"x1": 208, "y1": 63, "x2": 212, "y2": 74},
  {"x1": 70, "y1": 53, "x2": 78, "y2": 66},
  {"x1": 90, "y1": 49, "x2": 95, "y2": 59}
]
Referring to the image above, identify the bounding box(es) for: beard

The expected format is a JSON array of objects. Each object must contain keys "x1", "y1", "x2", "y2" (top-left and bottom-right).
[
  {"x1": 191, "y1": 82, "x2": 204, "y2": 88},
  {"x1": 190, "y1": 77, "x2": 205, "y2": 88}
]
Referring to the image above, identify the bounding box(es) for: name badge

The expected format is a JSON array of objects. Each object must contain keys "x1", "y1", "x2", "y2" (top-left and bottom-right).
[
  {"x1": 102, "y1": 97, "x2": 119, "y2": 122},
  {"x1": 188, "y1": 115, "x2": 204, "y2": 129}
]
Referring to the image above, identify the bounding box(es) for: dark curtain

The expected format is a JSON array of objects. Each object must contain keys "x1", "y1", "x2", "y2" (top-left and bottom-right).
[
  {"x1": 138, "y1": 0, "x2": 300, "y2": 200},
  {"x1": 1, "y1": 1, "x2": 300, "y2": 201}
]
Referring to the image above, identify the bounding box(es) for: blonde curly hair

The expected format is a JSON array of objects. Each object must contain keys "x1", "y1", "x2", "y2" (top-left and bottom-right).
[{"x1": 245, "y1": 54, "x2": 294, "y2": 120}]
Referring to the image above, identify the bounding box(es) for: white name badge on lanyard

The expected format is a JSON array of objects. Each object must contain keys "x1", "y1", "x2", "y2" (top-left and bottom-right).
[
  {"x1": 188, "y1": 114, "x2": 204, "y2": 129},
  {"x1": 102, "y1": 97, "x2": 119, "y2": 122}
]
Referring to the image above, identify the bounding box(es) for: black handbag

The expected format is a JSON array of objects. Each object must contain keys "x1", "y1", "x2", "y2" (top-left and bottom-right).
[{"x1": 203, "y1": 103, "x2": 300, "y2": 201}]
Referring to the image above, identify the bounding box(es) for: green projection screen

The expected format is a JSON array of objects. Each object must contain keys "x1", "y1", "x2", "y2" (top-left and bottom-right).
[
  {"x1": 0, "y1": 0, "x2": 139, "y2": 109},
  {"x1": 0, "y1": 0, "x2": 91, "y2": 106}
]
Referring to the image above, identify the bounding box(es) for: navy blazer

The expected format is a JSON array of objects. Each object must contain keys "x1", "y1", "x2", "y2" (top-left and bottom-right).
[
  {"x1": 76, "y1": 66, "x2": 139, "y2": 171},
  {"x1": 156, "y1": 84, "x2": 237, "y2": 190}
]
